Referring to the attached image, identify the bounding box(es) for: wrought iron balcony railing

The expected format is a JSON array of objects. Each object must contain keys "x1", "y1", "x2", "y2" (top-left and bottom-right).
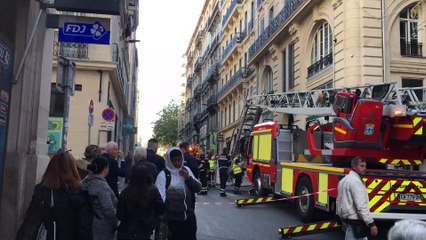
[
  {"x1": 222, "y1": 35, "x2": 237, "y2": 62},
  {"x1": 194, "y1": 57, "x2": 203, "y2": 72},
  {"x1": 207, "y1": 94, "x2": 218, "y2": 111},
  {"x1": 54, "y1": 41, "x2": 88, "y2": 59},
  {"x1": 218, "y1": 68, "x2": 243, "y2": 98},
  {"x1": 242, "y1": 66, "x2": 254, "y2": 78},
  {"x1": 205, "y1": 63, "x2": 219, "y2": 84},
  {"x1": 249, "y1": 0, "x2": 305, "y2": 60},
  {"x1": 222, "y1": 0, "x2": 239, "y2": 27},
  {"x1": 236, "y1": 31, "x2": 247, "y2": 43},
  {"x1": 206, "y1": 3, "x2": 220, "y2": 32},
  {"x1": 307, "y1": 53, "x2": 333, "y2": 78},
  {"x1": 401, "y1": 40, "x2": 423, "y2": 57}
]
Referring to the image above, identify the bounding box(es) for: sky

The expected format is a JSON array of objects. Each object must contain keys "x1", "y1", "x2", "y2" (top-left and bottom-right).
[{"x1": 136, "y1": 0, "x2": 205, "y2": 146}]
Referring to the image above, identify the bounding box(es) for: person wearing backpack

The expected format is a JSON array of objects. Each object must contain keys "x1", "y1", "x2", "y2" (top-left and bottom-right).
[
  {"x1": 117, "y1": 165, "x2": 165, "y2": 240},
  {"x1": 155, "y1": 147, "x2": 201, "y2": 240}
]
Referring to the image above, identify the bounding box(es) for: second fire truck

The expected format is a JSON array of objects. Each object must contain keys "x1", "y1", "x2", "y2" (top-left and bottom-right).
[{"x1": 236, "y1": 82, "x2": 426, "y2": 223}]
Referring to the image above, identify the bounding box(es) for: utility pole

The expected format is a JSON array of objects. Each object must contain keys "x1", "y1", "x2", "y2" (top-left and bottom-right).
[{"x1": 57, "y1": 56, "x2": 76, "y2": 151}]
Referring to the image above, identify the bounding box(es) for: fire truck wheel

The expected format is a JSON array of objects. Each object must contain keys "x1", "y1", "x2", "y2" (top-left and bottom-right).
[
  {"x1": 295, "y1": 176, "x2": 315, "y2": 223},
  {"x1": 253, "y1": 170, "x2": 267, "y2": 196}
]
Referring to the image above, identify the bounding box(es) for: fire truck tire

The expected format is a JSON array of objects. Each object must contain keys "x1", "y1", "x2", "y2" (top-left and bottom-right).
[
  {"x1": 253, "y1": 170, "x2": 267, "y2": 197},
  {"x1": 295, "y1": 176, "x2": 315, "y2": 223}
]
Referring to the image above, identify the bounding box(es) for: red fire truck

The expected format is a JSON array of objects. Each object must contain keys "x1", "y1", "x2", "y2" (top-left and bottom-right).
[{"x1": 239, "y1": 82, "x2": 426, "y2": 224}]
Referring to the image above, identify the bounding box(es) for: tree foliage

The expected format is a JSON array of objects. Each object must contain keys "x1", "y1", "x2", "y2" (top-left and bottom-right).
[{"x1": 152, "y1": 100, "x2": 179, "y2": 147}]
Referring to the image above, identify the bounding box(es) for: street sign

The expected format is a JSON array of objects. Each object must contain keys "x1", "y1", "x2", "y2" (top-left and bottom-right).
[
  {"x1": 89, "y1": 99, "x2": 94, "y2": 114},
  {"x1": 88, "y1": 114, "x2": 94, "y2": 126},
  {"x1": 102, "y1": 108, "x2": 115, "y2": 121},
  {"x1": 59, "y1": 21, "x2": 110, "y2": 44},
  {"x1": 100, "y1": 121, "x2": 114, "y2": 131}
]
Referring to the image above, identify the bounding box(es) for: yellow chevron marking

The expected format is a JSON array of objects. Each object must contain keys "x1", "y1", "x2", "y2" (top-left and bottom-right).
[
  {"x1": 379, "y1": 158, "x2": 388, "y2": 164},
  {"x1": 321, "y1": 222, "x2": 330, "y2": 229},
  {"x1": 367, "y1": 179, "x2": 382, "y2": 193},
  {"x1": 307, "y1": 225, "x2": 316, "y2": 231},
  {"x1": 393, "y1": 124, "x2": 412, "y2": 128},
  {"x1": 283, "y1": 229, "x2": 289, "y2": 234},
  {"x1": 247, "y1": 199, "x2": 254, "y2": 203},
  {"x1": 415, "y1": 160, "x2": 423, "y2": 165},
  {"x1": 294, "y1": 226, "x2": 303, "y2": 233},
  {"x1": 402, "y1": 160, "x2": 410, "y2": 165},
  {"x1": 256, "y1": 198, "x2": 264, "y2": 203},
  {"x1": 374, "y1": 202, "x2": 390, "y2": 212},
  {"x1": 334, "y1": 127, "x2": 347, "y2": 135},
  {"x1": 391, "y1": 159, "x2": 401, "y2": 165},
  {"x1": 415, "y1": 127, "x2": 423, "y2": 135},
  {"x1": 413, "y1": 117, "x2": 422, "y2": 126},
  {"x1": 369, "y1": 195, "x2": 383, "y2": 208}
]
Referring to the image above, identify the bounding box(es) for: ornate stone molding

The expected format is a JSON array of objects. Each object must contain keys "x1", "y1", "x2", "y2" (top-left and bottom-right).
[{"x1": 289, "y1": 23, "x2": 298, "y2": 36}]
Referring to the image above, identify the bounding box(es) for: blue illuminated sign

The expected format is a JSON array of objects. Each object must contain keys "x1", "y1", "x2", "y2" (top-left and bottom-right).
[{"x1": 59, "y1": 21, "x2": 110, "y2": 45}]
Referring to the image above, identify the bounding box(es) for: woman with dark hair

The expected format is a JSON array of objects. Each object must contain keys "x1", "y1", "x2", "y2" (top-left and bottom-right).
[
  {"x1": 117, "y1": 165, "x2": 165, "y2": 240},
  {"x1": 82, "y1": 156, "x2": 118, "y2": 240},
  {"x1": 16, "y1": 151, "x2": 92, "y2": 240}
]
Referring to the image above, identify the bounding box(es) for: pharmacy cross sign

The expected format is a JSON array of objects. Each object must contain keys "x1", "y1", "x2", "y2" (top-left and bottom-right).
[{"x1": 102, "y1": 108, "x2": 115, "y2": 121}]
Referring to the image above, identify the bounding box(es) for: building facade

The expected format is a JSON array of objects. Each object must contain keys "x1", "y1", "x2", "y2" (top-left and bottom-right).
[
  {"x1": 181, "y1": 0, "x2": 426, "y2": 154},
  {"x1": 50, "y1": 8, "x2": 139, "y2": 156},
  {"x1": 0, "y1": 1, "x2": 139, "y2": 238}
]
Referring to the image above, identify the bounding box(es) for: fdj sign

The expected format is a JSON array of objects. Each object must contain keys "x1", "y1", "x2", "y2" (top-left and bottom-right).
[{"x1": 59, "y1": 21, "x2": 110, "y2": 45}]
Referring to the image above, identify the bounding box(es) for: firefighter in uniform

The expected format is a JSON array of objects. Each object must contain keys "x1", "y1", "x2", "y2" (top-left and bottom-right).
[
  {"x1": 208, "y1": 151, "x2": 216, "y2": 188},
  {"x1": 198, "y1": 153, "x2": 209, "y2": 195},
  {"x1": 218, "y1": 148, "x2": 230, "y2": 197},
  {"x1": 232, "y1": 154, "x2": 243, "y2": 194}
]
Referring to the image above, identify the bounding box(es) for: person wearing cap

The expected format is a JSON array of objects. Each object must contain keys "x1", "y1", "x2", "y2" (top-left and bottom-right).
[{"x1": 155, "y1": 147, "x2": 201, "y2": 240}]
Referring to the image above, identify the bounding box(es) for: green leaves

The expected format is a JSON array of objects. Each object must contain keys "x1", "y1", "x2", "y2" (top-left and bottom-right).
[{"x1": 152, "y1": 100, "x2": 179, "y2": 147}]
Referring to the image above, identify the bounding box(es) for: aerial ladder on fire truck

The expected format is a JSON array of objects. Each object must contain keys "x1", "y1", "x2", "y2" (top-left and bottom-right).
[{"x1": 229, "y1": 82, "x2": 426, "y2": 159}]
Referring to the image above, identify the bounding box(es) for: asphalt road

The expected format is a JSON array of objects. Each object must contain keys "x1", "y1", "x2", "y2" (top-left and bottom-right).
[{"x1": 195, "y1": 185, "x2": 345, "y2": 240}]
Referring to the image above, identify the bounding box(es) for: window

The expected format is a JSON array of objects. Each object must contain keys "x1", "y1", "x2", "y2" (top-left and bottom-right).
[
  {"x1": 264, "y1": 66, "x2": 273, "y2": 94},
  {"x1": 308, "y1": 22, "x2": 333, "y2": 77},
  {"x1": 282, "y1": 49, "x2": 287, "y2": 92},
  {"x1": 259, "y1": 17, "x2": 264, "y2": 35},
  {"x1": 400, "y1": 4, "x2": 422, "y2": 56},
  {"x1": 269, "y1": 7, "x2": 274, "y2": 25},
  {"x1": 402, "y1": 78, "x2": 423, "y2": 101},
  {"x1": 288, "y1": 42, "x2": 295, "y2": 89}
]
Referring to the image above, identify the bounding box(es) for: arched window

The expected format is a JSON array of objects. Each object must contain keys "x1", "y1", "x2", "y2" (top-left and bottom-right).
[
  {"x1": 400, "y1": 4, "x2": 421, "y2": 56},
  {"x1": 308, "y1": 22, "x2": 333, "y2": 77}
]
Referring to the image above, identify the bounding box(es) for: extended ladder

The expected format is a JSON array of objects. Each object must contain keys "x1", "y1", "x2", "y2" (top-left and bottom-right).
[{"x1": 247, "y1": 82, "x2": 426, "y2": 116}]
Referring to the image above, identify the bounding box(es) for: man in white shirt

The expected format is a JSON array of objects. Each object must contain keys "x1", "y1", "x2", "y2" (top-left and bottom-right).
[{"x1": 336, "y1": 156, "x2": 378, "y2": 240}]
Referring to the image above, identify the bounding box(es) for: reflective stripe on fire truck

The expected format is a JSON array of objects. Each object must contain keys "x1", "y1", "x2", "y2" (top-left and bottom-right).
[
  {"x1": 278, "y1": 220, "x2": 340, "y2": 238},
  {"x1": 334, "y1": 126, "x2": 347, "y2": 135},
  {"x1": 318, "y1": 173, "x2": 328, "y2": 207},
  {"x1": 282, "y1": 168, "x2": 294, "y2": 194},
  {"x1": 378, "y1": 158, "x2": 423, "y2": 165},
  {"x1": 365, "y1": 178, "x2": 426, "y2": 213},
  {"x1": 280, "y1": 162, "x2": 345, "y2": 174},
  {"x1": 413, "y1": 117, "x2": 423, "y2": 135}
]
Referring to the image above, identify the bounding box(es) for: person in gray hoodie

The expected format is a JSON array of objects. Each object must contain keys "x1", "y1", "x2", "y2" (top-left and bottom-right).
[
  {"x1": 82, "y1": 156, "x2": 118, "y2": 240},
  {"x1": 155, "y1": 147, "x2": 201, "y2": 240}
]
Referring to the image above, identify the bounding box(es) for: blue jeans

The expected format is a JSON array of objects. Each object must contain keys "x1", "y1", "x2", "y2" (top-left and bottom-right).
[{"x1": 345, "y1": 224, "x2": 368, "y2": 240}]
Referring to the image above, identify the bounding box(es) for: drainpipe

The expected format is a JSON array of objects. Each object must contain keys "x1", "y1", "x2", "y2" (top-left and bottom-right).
[
  {"x1": 98, "y1": 70, "x2": 103, "y2": 102},
  {"x1": 381, "y1": 0, "x2": 387, "y2": 83}
]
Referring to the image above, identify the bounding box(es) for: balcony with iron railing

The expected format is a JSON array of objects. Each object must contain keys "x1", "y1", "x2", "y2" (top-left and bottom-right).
[
  {"x1": 195, "y1": 29, "x2": 205, "y2": 46},
  {"x1": 200, "y1": 109, "x2": 210, "y2": 122},
  {"x1": 218, "y1": 68, "x2": 243, "y2": 98},
  {"x1": 249, "y1": 0, "x2": 305, "y2": 61},
  {"x1": 205, "y1": 63, "x2": 219, "y2": 84},
  {"x1": 206, "y1": 3, "x2": 220, "y2": 32},
  {"x1": 247, "y1": 19, "x2": 253, "y2": 33},
  {"x1": 222, "y1": 35, "x2": 237, "y2": 62},
  {"x1": 207, "y1": 94, "x2": 218, "y2": 113},
  {"x1": 194, "y1": 85, "x2": 203, "y2": 97},
  {"x1": 193, "y1": 113, "x2": 202, "y2": 125},
  {"x1": 206, "y1": 33, "x2": 221, "y2": 59},
  {"x1": 236, "y1": 31, "x2": 247, "y2": 43},
  {"x1": 307, "y1": 53, "x2": 333, "y2": 78},
  {"x1": 222, "y1": 0, "x2": 242, "y2": 28},
  {"x1": 401, "y1": 40, "x2": 423, "y2": 57},
  {"x1": 242, "y1": 65, "x2": 254, "y2": 78},
  {"x1": 194, "y1": 57, "x2": 203, "y2": 72},
  {"x1": 187, "y1": 74, "x2": 194, "y2": 87},
  {"x1": 53, "y1": 41, "x2": 88, "y2": 59}
]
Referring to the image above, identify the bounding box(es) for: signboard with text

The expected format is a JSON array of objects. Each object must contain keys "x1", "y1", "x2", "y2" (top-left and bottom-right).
[{"x1": 58, "y1": 17, "x2": 110, "y2": 45}]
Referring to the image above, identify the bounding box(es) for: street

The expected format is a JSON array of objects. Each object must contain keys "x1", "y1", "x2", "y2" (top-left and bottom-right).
[{"x1": 195, "y1": 185, "x2": 344, "y2": 240}]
